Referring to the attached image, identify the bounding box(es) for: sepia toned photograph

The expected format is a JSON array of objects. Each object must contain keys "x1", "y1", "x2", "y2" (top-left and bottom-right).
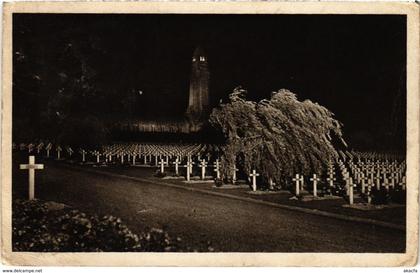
[{"x1": 1, "y1": 2, "x2": 419, "y2": 267}]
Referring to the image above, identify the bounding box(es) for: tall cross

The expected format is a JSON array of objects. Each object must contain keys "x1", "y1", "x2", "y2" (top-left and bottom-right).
[
  {"x1": 249, "y1": 169, "x2": 260, "y2": 192},
  {"x1": 309, "y1": 174, "x2": 321, "y2": 197},
  {"x1": 20, "y1": 156, "x2": 44, "y2": 200}
]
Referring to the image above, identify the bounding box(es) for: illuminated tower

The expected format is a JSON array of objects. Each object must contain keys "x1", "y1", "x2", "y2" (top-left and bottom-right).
[{"x1": 185, "y1": 46, "x2": 210, "y2": 120}]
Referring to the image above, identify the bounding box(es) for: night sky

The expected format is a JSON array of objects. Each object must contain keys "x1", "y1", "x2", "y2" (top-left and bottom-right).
[{"x1": 13, "y1": 14, "x2": 406, "y2": 149}]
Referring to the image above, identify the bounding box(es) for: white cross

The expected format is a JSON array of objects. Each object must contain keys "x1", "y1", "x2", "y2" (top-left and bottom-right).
[
  {"x1": 45, "y1": 143, "x2": 52, "y2": 157},
  {"x1": 366, "y1": 178, "x2": 374, "y2": 204},
  {"x1": 359, "y1": 173, "x2": 367, "y2": 194},
  {"x1": 309, "y1": 174, "x2": 320, "y2": 197},
  {"x1": 214, "y1": 159, "x2": 221, "y2": 179},
  {"x1": 374, "y1": 170, "x2": 381, "y2": 190},
  {"x1": 348, "y1": 177, "x2": 356, "y2": 205},
  {"x1": 173, "y1": 157, "x2": 181, "y2": 175},
  {"x1": 20, "y1": 156, "x2": 44, "y2": 200},
  {"x1": 199, "y1": 159, "x2": 208, "y2": 180},
  {"x1": 232, "y1": 164, "x2": 239, "y2": 184},
  {"x1": 268, "y1": 178, "x2": 274, "y2": 190},
  {"x1": 36, "y1": 143, "x2": 44, "y2": 154},
  {"x1": 184, "y1": 160, "x2": 194, "y2": 181},
  {"x1": 67, "y1": 147, "x2": 74, "y2": 157},
  {"x1": 80, "y1": 149, "x2": 87, "y2": 162},
  {"x1": 159, "y1": 159, "x2": 167, "y2": 173},
  {"x1": 249, "y1": 169, "x2": 260, "y2": 192},
  {"x1": 326, "y1": 174, "x2": 336, "y2": 187},
  {"x1": 399, "y1": 176, "x2": 406, "y2": 190},
  {"x1": 27, "y1": 143, "x2": 34, "y2": 153},
  {"x1": 93, "y1": 151, "x2": 101, "y2": 163},
  {"x1": 382, "y1": 173, "x2": 390, "y2": 190},
  {"x1": 292, "y1": 174, "x2": 303, "y2": 196},
  {"x1": 56, "y1": 146, "x2": 62, "y2": 159}
]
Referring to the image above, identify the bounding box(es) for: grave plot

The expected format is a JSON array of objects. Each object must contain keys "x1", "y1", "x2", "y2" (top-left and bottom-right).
[{"x1": 13, "y1": 142, "x2": 406, "y2": 212}]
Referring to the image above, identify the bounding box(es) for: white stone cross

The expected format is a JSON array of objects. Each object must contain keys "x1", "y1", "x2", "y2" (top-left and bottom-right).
[
  {"x1": 214, "y1": 159, "x2": 221, "y2": 179},
  {"x1": 45, "y1": 143, "x2": 52, "y2": 157},
  {"x1": 199, "y1": 159, "x2": 208, "y2": 180},
  {"x1": 359, "y1": 173, "x2": 367, "y2": 194},
  {"x1": 382, "y1": 173, "x2": 390, "y2": 190},
  {"x1": 348, "y1": 177, "x2": 356, "y2": 205},
  {"x1": 56, "y1": 146, "x2": 62, "y2": 159},
  {"x1": 20, "y1": 155, "x2": 44, "y2": 200},
  {"x1": 159, "y1": 159, "x2": 167, "y2": 173},
  {"x1": 268, "y1": 178, "x2": 274, "y2": 190},
  {"x1": 184, "y1": 160, "x2": 194, "y2": 181},
  {"x1": 67, "y1": 147, "x2": 74, "y2": 157},
  {"x1": 366, "y1": 178, "x2": 373, "y2": 204},
  {"x1": 249, "y1": 169, "x2": 260, "y2": 192},
  {"x1": 93, "y1": 151, "x2": 101, "y2": 163},
  {"x1": 326, "y1": 173, "x2": 336, "y2": 187},
  {"x1": 80, "y1": 149, "x2": 87, "y2": 162},
  {"x1": 27, "y1": 143, "x2": 34, "y2": 153},
  {"x1": 36, "y1": 143, "x2": 44, "y2": 154},
  {"x1": 292, "y1": 174, "x2": 303, "y2": 196},
  {"x1": 232, "y1": 164, "x2": 239, "y2": 184},
  {"x1": 309, "y1": 174, "x2": 320, "y2": 197},
  {"x1": 399, "y1": 175, "x2": 406, "y2": 190},
  {"x1": 374, "y1": 170, "x2": 382, "y2": 190},
  {"x1": 173, "y1": 157, "x2": 181, "y2": 175},
  {"x1": 389, "y1": 173, "x2": 397, "y2": 189}
]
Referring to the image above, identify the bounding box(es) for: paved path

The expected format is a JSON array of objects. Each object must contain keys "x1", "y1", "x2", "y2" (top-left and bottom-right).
[{"x1": 13, "y1": 163, "x2": 405, "y2": 252}]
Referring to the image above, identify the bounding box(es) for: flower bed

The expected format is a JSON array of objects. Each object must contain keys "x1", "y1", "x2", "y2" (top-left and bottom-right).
[{"x1": 12, "y1": 199, "x2": 202, "y2": 252}]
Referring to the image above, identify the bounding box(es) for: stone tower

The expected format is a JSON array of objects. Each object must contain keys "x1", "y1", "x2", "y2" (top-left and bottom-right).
[{"x1": 185, "y1": 46, "x2": 210, "y2": 120}]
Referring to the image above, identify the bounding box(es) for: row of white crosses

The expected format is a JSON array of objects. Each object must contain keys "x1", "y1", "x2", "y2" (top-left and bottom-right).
[{"x1": 338, "y1": 151, "x2": 406, "y2": 204}]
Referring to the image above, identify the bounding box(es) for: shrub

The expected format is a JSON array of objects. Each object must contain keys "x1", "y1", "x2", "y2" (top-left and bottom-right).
[{"x1": 12, "y1": 199, "x2": 191, "y2": 252}]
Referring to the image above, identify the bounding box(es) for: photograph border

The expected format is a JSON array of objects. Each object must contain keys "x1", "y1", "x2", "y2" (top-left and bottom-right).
[{"x1": 1, "y1": 1, "x2": 419, "y2": 267}]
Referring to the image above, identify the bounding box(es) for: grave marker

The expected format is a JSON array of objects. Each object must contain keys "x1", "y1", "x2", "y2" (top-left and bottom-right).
[
  {"x1": 173, "y1": 157, "x2": 181, "y2": 175},
  {"x1": 309, "y1": 174, "x2": 320, "y2": 197},
  {"x1": 20, "y1": 155, "x2": 44, "y2": 200},
  {"x1": 199, "y1": 159, "x2": 208, "y2": 180},
  {"x1": 292, "y1": 174, "x2": 303, "y2": 196},
  {"x1": 214, "y1": 159, "x2": 221, "y2": 179},
  {"x1": 56, "y1": 146, "x2": 62, "y2": 159},
  {"x1": 249, "y1": 170, "x2": 260, "y2": 192}
]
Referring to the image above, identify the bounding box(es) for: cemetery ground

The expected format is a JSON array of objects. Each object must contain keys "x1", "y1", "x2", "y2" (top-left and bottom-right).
[{"x1": 12, "y1": 153, "x2": 406, "y2": 252}]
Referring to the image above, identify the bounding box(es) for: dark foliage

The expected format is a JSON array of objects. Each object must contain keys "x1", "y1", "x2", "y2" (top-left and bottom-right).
[
  {"x1": 210, "y1": 87, "x2": 346, "y2": 185},
  {"x1": 12, "y1": 199, "x2": 212, "y2": 252}
]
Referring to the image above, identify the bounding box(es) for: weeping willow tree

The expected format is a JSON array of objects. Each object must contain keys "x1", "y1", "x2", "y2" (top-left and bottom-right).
[{"x1": 209, "y1": 87, "x2": 347, "y2": 185}]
